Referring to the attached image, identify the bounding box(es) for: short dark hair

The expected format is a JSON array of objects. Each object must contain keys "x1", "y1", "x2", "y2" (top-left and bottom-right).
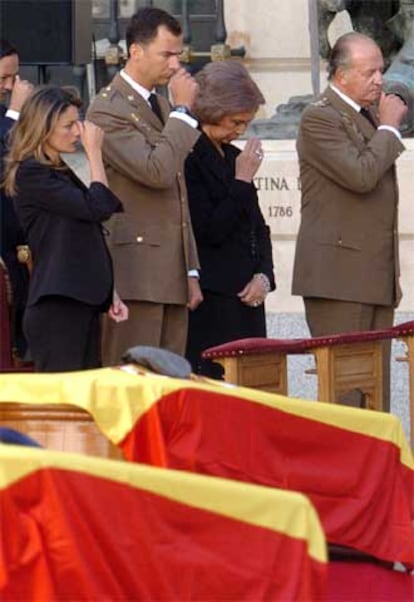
[
  {"x1": 126, "y1": 7, "x2": 182, "y2": 55},
  {"x1": 0, "y1": 38, "x2": 18, "y2": 60},
  {"x1": 192, "y1": 60, "x2": 265, "y2": 125},
  {"x1": 327, "y1": 32, "x2": 378, "y2": 80}
]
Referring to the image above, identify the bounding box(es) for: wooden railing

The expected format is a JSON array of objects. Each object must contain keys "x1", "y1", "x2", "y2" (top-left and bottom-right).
[{"x1": 203, "y1": 323, "x2": 414, "y2": 449}]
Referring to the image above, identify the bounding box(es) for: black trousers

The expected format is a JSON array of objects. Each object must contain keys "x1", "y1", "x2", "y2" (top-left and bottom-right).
[{"x1": 24, "y1": 296, "x2": 102, "y2": 372}]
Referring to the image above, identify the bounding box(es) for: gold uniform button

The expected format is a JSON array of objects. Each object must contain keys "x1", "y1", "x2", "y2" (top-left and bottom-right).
[
  {"x1": 16, "y1": 245, "x2": 31, "y2": 264},
  {"x1": 136, "y1": 236, "x2": 143, "y2": 243}
]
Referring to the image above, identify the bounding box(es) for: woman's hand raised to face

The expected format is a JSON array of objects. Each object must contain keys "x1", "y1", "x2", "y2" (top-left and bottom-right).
[
  {"x1": 235, "y1": 137, "x2": 264, "y2": 183},
  {"x1": 77, "y1": 120, "x2": 109, "y2": 185},
  {"x1": 77, "y1": 120, "x2": 104, "y2": 158}
]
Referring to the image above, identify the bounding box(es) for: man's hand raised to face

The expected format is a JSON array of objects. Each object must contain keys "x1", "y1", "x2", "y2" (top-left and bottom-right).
[
  {"x1": 378, "y1": 91, "x2": 408, "y2": 129},
  {"x1": 9, "y1": 75, "x2": 33, "y2": 112},
  {"x1": 169, "y1": 67, "x2": 198, "y2": 110}
]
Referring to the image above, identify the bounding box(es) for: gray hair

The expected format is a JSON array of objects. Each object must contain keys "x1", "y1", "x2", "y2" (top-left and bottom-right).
[
  {"x1": 327, "y1": 31, "x2": 379, "y2": 80},
  {"x1": 193, "y1": 60, "x2": 265, "y2": 124}
]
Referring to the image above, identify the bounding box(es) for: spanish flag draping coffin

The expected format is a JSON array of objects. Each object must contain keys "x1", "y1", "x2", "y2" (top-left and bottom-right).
[
  {"x1": 0, "y1": 367, "x2": 413, "y2": 565},
  {"x1": 0, "y1": 445, "x2": 326, "y2": 601}
]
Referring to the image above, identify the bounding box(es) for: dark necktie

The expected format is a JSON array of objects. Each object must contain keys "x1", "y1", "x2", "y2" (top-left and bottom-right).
[
  {"x1": 360, "y1": 107, "x2": 377, "y2": 128},
  {"x1": 148, "y1": 93, "x2": 164, "y2": 123}
]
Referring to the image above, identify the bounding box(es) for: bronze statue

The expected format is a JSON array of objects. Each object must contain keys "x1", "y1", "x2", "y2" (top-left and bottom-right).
[
  {"x1": 248, "y1": 1, "x2": 414, "y2": 138},
  {"x1": 317, "y1": 1, "x2": 414, "y2": 134},
  {"x1": 318, "y1": 1, "x2": 401, "y2": 64}
]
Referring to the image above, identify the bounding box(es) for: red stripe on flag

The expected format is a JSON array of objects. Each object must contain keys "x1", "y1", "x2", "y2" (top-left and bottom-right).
[
  {"x1": 120, "y1": 388, "x2": 414, "y2": 565},
  {"x1": 1, "y1": 468, "x2": 326, "y2": 600}
]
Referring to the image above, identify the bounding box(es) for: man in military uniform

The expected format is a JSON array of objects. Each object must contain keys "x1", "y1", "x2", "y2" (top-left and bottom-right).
[
  {"x1": 87, "y1": 7, "x2": 202, "y2": 364},
  {"x1": 292, "y1": 32, "x2": 407, "y2": 409}
]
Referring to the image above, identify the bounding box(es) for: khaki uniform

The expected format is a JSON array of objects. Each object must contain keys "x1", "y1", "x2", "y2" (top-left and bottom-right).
[{"x1": 87, "y1": 75, "x2": 200, "y2": 362}]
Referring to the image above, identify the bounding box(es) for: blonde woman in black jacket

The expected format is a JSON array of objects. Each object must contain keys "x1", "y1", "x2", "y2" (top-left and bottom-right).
[{"x1": 3, "y1": 86, "x2": 128, "y2": 371}]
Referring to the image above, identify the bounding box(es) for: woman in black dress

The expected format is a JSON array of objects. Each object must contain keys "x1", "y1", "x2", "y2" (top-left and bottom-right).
[
  {"x1": 3, "y1": 86, "x2": 127, "y2": 371},
  {"x1": 185, "y1": 61, "x2": 276, "y2": 378}
]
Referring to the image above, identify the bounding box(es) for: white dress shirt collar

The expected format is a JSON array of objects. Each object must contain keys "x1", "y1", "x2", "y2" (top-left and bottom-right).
[
  {"x1": 330, "y1": 83, "x2": 361, "y2": 113},
  {"x1": 120, "y1": 69, "x2": 153, "y2": 102}
]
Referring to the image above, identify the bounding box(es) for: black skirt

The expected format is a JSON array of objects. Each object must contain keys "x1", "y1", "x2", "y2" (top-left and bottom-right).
[{"x1": 185, "y1": 290, "x2": 266, "y2": 378}]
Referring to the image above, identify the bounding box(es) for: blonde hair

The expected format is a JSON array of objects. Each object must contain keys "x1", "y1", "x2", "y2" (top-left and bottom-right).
[
  {"x1": 192, "y1": 60, "x2": 265, "y2": 125},
  {"x1": 3, "y1": 85, "x2": 82, "y2": 196}
]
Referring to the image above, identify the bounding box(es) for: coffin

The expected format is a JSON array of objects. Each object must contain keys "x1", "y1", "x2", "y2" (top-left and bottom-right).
[{"x1": 0, "y1": 402, "x2": 124, "y2": 460}]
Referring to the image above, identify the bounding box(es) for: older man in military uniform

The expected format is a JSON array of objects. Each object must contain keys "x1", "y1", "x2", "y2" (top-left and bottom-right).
[{"x1": 292, "y1": 32, "x2": 407, "y2": 409}]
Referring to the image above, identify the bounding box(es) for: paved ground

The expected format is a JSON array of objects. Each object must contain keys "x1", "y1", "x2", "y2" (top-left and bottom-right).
[{"x1": 267, "y1": 311, "x2": 412, "y2": 442}]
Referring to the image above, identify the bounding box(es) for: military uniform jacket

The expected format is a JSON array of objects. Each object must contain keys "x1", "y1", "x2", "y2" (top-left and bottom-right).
[
  {"x1": 87, "y1": 74, "x2": 200, "y2": 305},
  {"x1": 292, "y1": 86, "x2": 405, "y2": 307}
]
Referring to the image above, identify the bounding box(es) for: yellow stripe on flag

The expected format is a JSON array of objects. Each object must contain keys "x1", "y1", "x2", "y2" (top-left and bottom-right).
[
  {"x1": 0, "y1": 445, "x2": 327, "y2": 563},
  {"x1": 0, "y1": 367, "x2": 412, "y2": 468}
]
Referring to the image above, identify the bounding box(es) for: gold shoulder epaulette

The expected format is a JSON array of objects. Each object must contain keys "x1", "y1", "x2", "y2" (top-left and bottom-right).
[
  {"x1": 99, "y1": 85, "x2": 113, "y2": 99},
  {"x1": 311, "y1": 97, "x2": 329, "y2": 107}
]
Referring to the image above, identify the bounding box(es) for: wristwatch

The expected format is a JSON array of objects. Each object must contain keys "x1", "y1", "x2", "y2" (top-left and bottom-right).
[{"x1": 172, "y1": 105, "x2": 195, "y2": 119}]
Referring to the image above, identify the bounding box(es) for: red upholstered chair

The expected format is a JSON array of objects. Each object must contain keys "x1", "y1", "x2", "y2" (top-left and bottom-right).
[
  {"x1": 0, "y1": 258, "x2": 33, "y2": 372},
  {"x1": 203, "y1": 322, "x2": 414, "y2": 449}
]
